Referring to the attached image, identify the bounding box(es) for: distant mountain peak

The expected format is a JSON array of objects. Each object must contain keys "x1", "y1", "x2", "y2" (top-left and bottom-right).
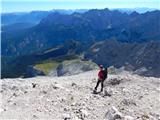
[{"x1": 130, "y1": 11, "x2": 140, "y2": 16}]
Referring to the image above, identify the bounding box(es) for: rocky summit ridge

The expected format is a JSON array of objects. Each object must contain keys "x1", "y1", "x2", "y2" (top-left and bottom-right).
[{"x1": 0, "y1": 70, "x2": 160, "y2": 120}]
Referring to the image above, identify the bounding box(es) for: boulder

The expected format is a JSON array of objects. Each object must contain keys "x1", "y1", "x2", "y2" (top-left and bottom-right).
[
  {"x1": 121, "y1": 98, "x2": 137, "y2": 106},
  {"x1": 104, "y1": 89, "x2": 112, "y2": 97},
  {"x1": 76, "y1": 108, "x2": 88, "y2": 120},
  {"x1": 63, "y1": 114, "x2": 71, "y2": 120},
  {"x1": 105, "y1": 106, "x2": 122, "y2": 120},
  {"x1": 108, "y1": 78, "x2": 122, "y2": 85},
  {"x1": 105, "y1": 106, "x2": 135, "y2": 120},
  {"x1": 123, "y1": 116, "x2": 134, "y2": 120}
]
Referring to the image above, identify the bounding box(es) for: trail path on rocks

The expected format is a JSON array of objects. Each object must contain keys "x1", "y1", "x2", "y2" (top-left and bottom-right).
[{"x1": 0, "y1": 70, "x2": 160, "y2": 120}]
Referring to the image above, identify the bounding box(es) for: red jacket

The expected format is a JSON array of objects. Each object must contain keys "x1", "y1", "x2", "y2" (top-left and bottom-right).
[{"x1": 98, "y1": 70, "x2": 104, "y2": 80}]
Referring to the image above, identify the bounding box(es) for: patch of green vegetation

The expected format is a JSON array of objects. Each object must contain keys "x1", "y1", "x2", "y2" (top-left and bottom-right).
[
  {"x1": 83, "y1": 60, "x2": 99, "y2": 69},
  {"x1": 34, "y1": 61, "x2": 59, "y2": 75},
  {"x1": 62, "y1": 59, "x2": 99, "y2": 69},
  {"x1": 62, "y1": 59, "x2": 81, "y2": 65},
  {"x1": 34, "y1": 58, "x2": 98, "y2": 75},
  {"x1": 33, "y1": 55, "x2": 81, "y2": 75}
]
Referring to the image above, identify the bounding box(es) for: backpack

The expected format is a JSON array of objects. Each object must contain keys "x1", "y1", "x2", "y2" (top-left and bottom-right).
[{"x1": 102, "y1": 68, "x2": 108, "y2": 80}]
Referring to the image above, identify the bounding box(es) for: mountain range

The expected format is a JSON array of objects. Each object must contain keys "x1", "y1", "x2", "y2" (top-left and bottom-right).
[
  {"x1": 2, "y1": 8, "x2": 160, "y2": 56},
  {"x1": 1, "y1": 8, "x2": 160, "y2": 78},
  {"x1": 1, "y1": 9, "x2": 88, "y2": 26},
  {"x1": 113, "y1": 7, "x2": 159, "y2": 14}
]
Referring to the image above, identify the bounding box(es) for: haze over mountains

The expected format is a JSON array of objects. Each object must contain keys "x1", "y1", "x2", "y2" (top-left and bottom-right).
[
  {"x1": 1, "y1": 8, "x2": 160, "y2": 78},
  {"x1": 1, "y1": 9, "x2": 88, "y2": 26}
]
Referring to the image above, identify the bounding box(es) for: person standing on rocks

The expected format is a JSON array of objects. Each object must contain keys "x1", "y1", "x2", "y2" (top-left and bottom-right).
[{"x1": 93, "y1": 65, "x2": 108, "y2": 93}]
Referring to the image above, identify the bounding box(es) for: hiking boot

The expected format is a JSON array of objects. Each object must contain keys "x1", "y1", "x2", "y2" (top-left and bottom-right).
[
  {"x1": 100, "y1": 89, "x2": 103, "y2": 92},
  {"x1": 93, "y1": 89, "x2": 97, "y2": 93}
]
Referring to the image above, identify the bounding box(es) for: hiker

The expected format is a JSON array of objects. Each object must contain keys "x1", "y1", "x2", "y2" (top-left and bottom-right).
[{"x1": 93, "y1": 65, "x2": 108, "y2": 93}]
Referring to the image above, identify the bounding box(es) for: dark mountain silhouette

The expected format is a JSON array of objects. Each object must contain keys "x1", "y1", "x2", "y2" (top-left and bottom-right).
[
  {"x1": 2, "y1": 9, "x2": 160, "y2": 57},
  {"x1": 84, "y1": 39, "x2": 160, "y2": 77}
]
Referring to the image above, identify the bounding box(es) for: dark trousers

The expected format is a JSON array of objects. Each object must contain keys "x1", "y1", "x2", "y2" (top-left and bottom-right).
[{"x1": 94, "y1": 79, "x2": 104, "y2": 92}]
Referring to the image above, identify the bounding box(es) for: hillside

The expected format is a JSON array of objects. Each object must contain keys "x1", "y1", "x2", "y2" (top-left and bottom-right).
[
  {"x1": 2, "y1": 39, "x2": 160, "y2": 78},
  {"x1": 85, "y1": 40, "x2": 160, "y2": 77},
  {"x1": 0, "y1": 70, "x2": 160, "y2": 120},
  {"x1": 1, "y1": 22, "x2": 37, "y2": 32},
  {"x1": 1, "y1": 40, "x2": 86, "y2": 78}
]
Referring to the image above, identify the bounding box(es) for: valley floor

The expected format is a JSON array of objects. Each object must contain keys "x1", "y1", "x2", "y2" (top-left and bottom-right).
[{"x1": 0, "y1": 70, "x2": 160, "y2": 120}]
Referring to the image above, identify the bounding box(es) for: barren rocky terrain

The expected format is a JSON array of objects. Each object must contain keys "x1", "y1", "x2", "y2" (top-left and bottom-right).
[{"x1": 0, "y1": 70, "x2": 160, "y2": 120}]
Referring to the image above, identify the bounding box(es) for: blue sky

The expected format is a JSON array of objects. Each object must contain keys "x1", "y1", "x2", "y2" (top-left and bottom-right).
[{"x1": 1, "y1": 0, "x2": 160, "y2": 13}]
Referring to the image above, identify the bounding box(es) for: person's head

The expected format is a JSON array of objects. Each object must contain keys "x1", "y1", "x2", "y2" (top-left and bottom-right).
[{"x1": 99, "y1": 64, "x2": 103, "y2": 70}]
